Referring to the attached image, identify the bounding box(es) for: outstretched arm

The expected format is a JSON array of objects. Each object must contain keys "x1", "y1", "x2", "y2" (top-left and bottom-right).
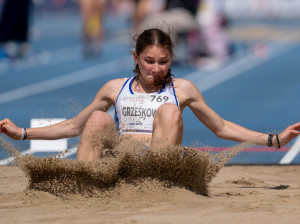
[
  {"x1": 179, "y1": 79, "x2": 300, "y2": 147},
  {"x1": 0, "y1": 79, "x2": 120, "y2": 141}
]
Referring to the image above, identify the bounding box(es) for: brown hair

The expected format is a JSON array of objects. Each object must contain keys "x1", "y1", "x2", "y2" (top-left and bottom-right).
[{"x1": 132, "y1": 28, "x2": 175, "y2": 86}]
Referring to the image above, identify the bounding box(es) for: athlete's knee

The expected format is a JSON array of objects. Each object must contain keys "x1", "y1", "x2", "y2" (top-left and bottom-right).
[
  {"x1": 155, "y1": 103, "x2": 182, "y2": 124},
  {"x1": 85, "y1": 111, "x2": 114, "y2": 130},
  {"x1": 157, "y1": 103, "x2": 181, "y2": 117}
]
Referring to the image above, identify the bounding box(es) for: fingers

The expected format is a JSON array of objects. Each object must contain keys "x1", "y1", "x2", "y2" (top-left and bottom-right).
[
  {"x1": 290, "y1": 130, "x2": 300, "y2": 137},
  {"x1": 288, "y1": 122, "x2": 300, "y2": 131},
  {"x1": 279, "y1": 127, "x2": 300, "y2": 147},
  {"x1": 0, "y1": 118, "x2": 20, "y2": 140},
  {"x1": 0, "y1": 118, "x2": 11, "y2": 127},
  {"x1": 0, "y1": 118, "x2": 10, "y2": 132},
  {"x1": 0, "y1": 119, "x2": 6, "y2": 135}
]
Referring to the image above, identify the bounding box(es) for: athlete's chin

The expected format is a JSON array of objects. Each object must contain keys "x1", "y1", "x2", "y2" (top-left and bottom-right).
[
  {"x1": 144, "y1": 77, "x2": 156, "y2": 85},
  {"x1": 148, "y1": 75, "x2": 164, "y2": 83},
  {"x1": 147, "y1": 79, "x2": 156, "y2": 85}
]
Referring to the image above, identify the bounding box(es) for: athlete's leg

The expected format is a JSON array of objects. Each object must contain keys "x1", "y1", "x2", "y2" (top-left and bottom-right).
[
  {"x1": 151, "y1": 103, "x2": 183, "y2": 149},
  {"x1": 76, "y1": 110, "x2": 115, "y2": 161}
]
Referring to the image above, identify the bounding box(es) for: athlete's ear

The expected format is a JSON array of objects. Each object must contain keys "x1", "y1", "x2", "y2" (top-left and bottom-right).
[{"x1": 132, "y1": 51, "x2": 138, "y2": 64}]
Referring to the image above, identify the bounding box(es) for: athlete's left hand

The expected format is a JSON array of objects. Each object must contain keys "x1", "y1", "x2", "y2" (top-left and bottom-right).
[{"x1": 278, "y1": 122, "x2": 300, "y2": 147}]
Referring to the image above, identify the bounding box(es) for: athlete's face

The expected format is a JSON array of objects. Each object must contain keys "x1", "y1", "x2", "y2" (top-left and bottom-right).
[{"x1": 133, "y1": 45, "x2": 172, "y2": 85}]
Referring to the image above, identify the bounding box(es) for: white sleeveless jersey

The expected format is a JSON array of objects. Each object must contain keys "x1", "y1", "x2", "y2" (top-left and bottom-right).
[{"x1": 114, "y1": 76, "x2": 179, "y2": 135}]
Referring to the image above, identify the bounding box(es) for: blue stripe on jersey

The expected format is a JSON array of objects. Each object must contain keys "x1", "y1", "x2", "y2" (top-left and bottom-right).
[
  {"x1": 116, "y1": 77, "x2": 132, "y2": 104},
  {"x1": 158, "y1": 84, "x2": 166, "y2": 94},
  {"x1": 171, "y1": 81, "x2": 179, "y2": 106},
  {"x1": 114, "y1": 110, "x2": 119, "y2": 128},
  {"x1": 129, "y1": 76, "x2": 167, "y2": 94},
  {"x1": 129, "y1": 76, "x2": 135, "y2": 94},
  {"x1": 115, "y1": 77, "x2": 132, "y2": 127}
]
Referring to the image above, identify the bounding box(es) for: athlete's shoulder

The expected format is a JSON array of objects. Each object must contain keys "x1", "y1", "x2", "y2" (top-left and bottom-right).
[
  {"x1": 106, "y1": 77, "x2": 127, "y2": 85},
  {"x1": 95, "y1": 78, "x2": 128, "y2": 102},
  {"x1": 173, "y1": 78, "x2": 195, "y2": 89},
  {"x1": 104, "y1": 78, "x2": 127, "y2": 89},
  {"x1": 173, "y1": 78, "x2": 202, "y2": 98}
]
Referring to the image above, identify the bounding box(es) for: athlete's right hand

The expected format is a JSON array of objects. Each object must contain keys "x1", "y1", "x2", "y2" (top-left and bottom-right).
[{"x1": 0, "y1": 118, "x2": 22, "y2": 140}]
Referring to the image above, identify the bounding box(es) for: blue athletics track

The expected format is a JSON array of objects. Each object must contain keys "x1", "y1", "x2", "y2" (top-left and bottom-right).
[{"x1": 0, "y1": 4, "x2": 300, "y2": 165}]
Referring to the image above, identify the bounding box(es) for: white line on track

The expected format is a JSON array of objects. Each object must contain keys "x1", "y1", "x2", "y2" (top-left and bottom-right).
[
  {"x1": 0, "y1": 45, "x2": 82, "y2": 74},
  {"x1": 0, "y1": 55, "x2": 132, "y2": 104},
  {"x1": 0, "y1": 38, "x2": 129, "y2": 74},
  {"x1": 0, "y1": 149, "x2": 31, "y2": 165},
  {"x1": 184, "y1": 34, "x2": 297, "y2": 93},
  {"x1": 60, "y1": 146, "x2": 78, "y2": 159},
  {"x1": 279, "y1": 135, "x2": 300, "y2": 164},
  {"x1": 0, "y1": 147, "x2": 78, "y2": 165}
]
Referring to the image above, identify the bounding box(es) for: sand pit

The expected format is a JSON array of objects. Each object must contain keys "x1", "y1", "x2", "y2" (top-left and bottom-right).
[
  {"x1": 1, "y1": 165, "x2": 299, "y2": 224},
  {"x1": 0, "y1": 136, "x2": 299, "y2": 224}
]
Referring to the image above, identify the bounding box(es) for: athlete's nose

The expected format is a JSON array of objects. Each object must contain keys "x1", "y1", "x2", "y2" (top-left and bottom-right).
[{"x1": 152, "y1": 63, "x2": 161, "y2": 74}]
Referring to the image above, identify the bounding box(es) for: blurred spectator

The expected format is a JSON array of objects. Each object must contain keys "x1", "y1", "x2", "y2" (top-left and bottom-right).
[
  {"x1": 0, "y1": 0, "x2": 32, "y2": 59},
  {"x1": 137, "y1": 0, "x2": 230, "y2": 70},
  {"x1": 138, "y1": 0, "x2": 199, "y2": 43},
  {"x1": 132, "y1": 0, "x2": 165, "y2": 29},
  {"x1": 195, "y1": 0, "x2": 229, "y2": 70},
  {"x1": 79, "y1": 0, "x2": 107, "y2": 58}
]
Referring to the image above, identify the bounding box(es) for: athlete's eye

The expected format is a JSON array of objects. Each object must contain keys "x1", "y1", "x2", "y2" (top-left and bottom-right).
[
  {"x1": 159, "y1": 61, "x2": 169, "y2": 65},
  {"x1": 145, "y1": 60, "x2": 154, "y2": 64}
]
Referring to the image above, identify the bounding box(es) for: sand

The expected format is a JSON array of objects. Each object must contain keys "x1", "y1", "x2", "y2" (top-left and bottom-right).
[
  {"x1": 1, "y1": 164, "x2": 299, "y2": 224},
  {"x1": 1, "y1": 135, "x2": 300, "y2": 224}
]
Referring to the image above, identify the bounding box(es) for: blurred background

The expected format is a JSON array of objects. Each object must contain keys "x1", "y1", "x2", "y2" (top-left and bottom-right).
[{"x1": 1, "y1": 0, "x2": 300, "y2": 164}]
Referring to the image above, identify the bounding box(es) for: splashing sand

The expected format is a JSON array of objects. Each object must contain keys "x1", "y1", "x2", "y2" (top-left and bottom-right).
[
  {"x1": 1, "y1": 135, "x2": 246, "y2": 199},
  {"x1": 0, "y1": 136, "x2": 20, "y2": 159}
]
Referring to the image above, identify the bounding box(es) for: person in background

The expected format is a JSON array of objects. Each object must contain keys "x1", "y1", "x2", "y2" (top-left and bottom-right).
[
  {"x1": 79, "y1": 0, "x2": 107, "y2": 58},
  {"x1": 132, "y1": 0, "x2": 166, "y2": 29},
  {"x1": 0, "y1": 0, "x2": 32, "y2": 59},
  {"x1": 137, "y1": 0, "x2": 230, "y2": 69},
  {"x1": 195, "y1": 0, "x2": 230, "y2": 70},
  {"x1": 138, "y1": 0, "x2": 199, "y2": 43}
]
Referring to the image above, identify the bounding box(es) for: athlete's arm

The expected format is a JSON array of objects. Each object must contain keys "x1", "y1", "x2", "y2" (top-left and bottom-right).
[
  {"x1": 0, "y1": 79, "x2": 124, "y2": 141},
  {"x1": 177, "y1": 79, "x2": 300, "y2": 147}
]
